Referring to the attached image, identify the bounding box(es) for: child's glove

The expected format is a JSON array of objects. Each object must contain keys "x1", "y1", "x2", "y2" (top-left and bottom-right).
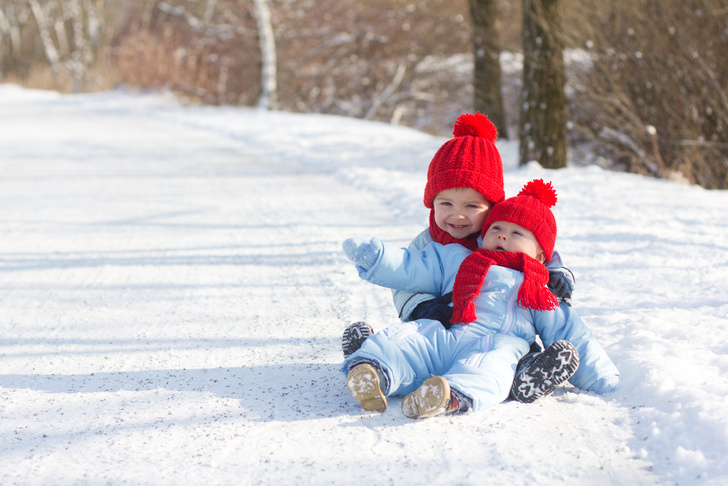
[
  {"x1": 586, "y1": 375, "x2": 619, "y2": 395},
  {"x1": 548, "y1": 267, "x2": 575, "y2": 306},
  {"x1": 342, "y1": 237, "x2": 383, "y2": 270},
  {"x1": 409, "y1": 292, "x2": 454, "y2": 328}
]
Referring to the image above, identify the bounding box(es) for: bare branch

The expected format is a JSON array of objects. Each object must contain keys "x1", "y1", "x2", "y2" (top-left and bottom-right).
[{"x1": 157, "y1": 2, "x2": 203, "y2": 29}]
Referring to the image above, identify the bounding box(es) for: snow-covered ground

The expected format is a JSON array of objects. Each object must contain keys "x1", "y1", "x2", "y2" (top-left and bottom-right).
[{"x1": 1, "y1": 85, "x2": 726, "y2": 485}]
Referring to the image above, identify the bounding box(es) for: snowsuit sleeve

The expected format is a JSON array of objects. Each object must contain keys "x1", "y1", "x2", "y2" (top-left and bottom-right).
[
  {"x1": 531, "y1": 304, "x2": 619, "y2": 391},
  {"x1": 391, "y1": 229, "x2": 438, "y2": 321},
  {"x1": 356, "y1": 240, "x2": 469, "y2": 296},
  {"x1": 545, "y1": 250, "x2": 565, "y2": 271}
]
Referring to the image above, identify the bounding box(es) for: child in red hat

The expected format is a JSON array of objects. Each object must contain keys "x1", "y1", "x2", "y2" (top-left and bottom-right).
[
  {"x1": 342, "y1": 113, "x2": 576, "y2": 404},
  {"x1": 342, "y1": 179, "x2": 619, "y2": 418}
]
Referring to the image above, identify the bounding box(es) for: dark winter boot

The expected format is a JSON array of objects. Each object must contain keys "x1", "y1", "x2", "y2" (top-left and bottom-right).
[
  {"x1": 510, "y1": 340, "x2": 580, "y2": 404},
  {"x1": 341, "y1": 321, "x2": 373, "y2": 357}
]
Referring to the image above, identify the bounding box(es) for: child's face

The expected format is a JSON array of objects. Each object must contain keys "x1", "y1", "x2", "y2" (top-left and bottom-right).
[
  {"x1": 433, "y1": 187, "x2": 492, "y2": 240},
  {"x1": 482, "y1": 221, "x2": 546, "y2": 263}
]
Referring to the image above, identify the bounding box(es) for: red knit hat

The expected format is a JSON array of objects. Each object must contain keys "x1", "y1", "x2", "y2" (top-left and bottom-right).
[
  {"x1": 482, "y1": 179, "x2": 558, "y2": 262},
  {"x1": 423, "y1": 113, "x2": 505, "y2": 208}
]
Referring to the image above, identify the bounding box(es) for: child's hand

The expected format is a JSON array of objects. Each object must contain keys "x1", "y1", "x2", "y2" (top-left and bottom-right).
[
  {"x1": 548, "y1": 267, "x2": 575, "y2": 305},
  {"x1": 342, "y1": 237, "x2": 383, "y2": 270}
]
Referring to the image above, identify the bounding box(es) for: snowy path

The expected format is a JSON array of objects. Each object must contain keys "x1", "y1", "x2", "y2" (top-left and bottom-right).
[{"x1": 1, "y1": 87, "x2": 726, "y2": 485}]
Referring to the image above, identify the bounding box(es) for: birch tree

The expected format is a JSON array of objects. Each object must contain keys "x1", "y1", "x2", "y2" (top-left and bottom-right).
[
  {"x1": 68, "y1": 0, "x2": 93, "y2": 92},
  {"x1": 27, "y1": 0, "x2": 61, "y2": 77},
  {"x1": 252, "y1": 0, "x2": 277, "y2": 110},
  {"x1": 26, "y1": 0, "x2": 98, "y2": 92},
  {"x1": 0, "y1": 6, "x2": 16, "y2": 80}
]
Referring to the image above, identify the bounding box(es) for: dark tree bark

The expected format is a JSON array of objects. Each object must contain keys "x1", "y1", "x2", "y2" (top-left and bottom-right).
[
  {"x1": 519, "y1": 0, "x2": 567, "y2": 168},
  {"x1": 469, "y1": 0, "x2": 508, "y2": 139}
]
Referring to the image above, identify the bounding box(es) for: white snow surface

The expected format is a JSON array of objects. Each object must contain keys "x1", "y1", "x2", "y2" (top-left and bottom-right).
[{"x1": 1, "y1": 85, "x2": 727, "y2": 485}]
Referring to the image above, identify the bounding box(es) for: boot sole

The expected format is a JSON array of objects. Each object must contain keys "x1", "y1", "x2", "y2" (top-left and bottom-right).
[
  {"x1": 347, "y1": 364, "x2": 387, "y2": 412},
  {"x1": 342, "y1": 321, "x2": 374, "y2": 357},
  {"x1": 511, "y1": 340, "x2": 580, "y2": 403},
  {"x1": 401, "y1": 376, "x2": 450, "y2": 419}
]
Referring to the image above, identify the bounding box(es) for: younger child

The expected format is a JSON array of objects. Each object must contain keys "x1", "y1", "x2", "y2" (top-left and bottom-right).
[
  {"x1": 342, "y1": 113, "x2": 576, "y2": 403},
  {"x1": 341, "y1": 179, "x2": 619, "y2": 418}
]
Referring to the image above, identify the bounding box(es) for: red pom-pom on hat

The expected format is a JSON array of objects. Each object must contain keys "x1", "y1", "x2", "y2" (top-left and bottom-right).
[
  {"x1": 452, "y1": 112, "x2": 498, "y2": 142},
  {"x1": 518, "y1": 179, "x2": 557, "y2": 208}
]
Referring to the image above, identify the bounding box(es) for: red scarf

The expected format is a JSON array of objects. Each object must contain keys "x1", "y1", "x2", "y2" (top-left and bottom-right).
[
  {"x1": 450, "y1": 250, "x2": 558, "y2": 325},
  {"x1": 428, "y1": 210, "x2": 480, "y2": 251}
]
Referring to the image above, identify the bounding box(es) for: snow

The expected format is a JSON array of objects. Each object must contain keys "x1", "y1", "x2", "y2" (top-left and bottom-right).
[{"x1": 1, "y1": 84, "x2": 727, "y2": 485}]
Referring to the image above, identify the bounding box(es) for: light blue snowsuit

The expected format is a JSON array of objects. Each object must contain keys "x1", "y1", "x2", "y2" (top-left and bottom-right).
[
  {"x1": 342, "y1": 241, "x2": 620, "y2": 412},
  {"x1": 393, "y1": 228, "x2": 569, "y2": 321}
]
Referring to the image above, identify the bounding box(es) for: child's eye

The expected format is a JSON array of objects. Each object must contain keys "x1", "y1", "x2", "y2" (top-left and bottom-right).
[{"x1": 513, "y1": 231, "x2": 523, "y2": 237}]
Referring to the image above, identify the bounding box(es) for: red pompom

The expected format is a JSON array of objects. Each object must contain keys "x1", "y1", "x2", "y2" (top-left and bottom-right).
[
  {"x1": 518, "y1": 179, "x2": 557, "y2": 208},
  {"x1": 452, "y1": 112, "x2": 498, "y2": 143}
]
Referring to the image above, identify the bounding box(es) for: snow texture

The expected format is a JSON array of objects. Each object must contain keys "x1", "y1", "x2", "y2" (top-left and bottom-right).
[{"x1": 1, "y1": 85, "x2": 727, "y2": 485}]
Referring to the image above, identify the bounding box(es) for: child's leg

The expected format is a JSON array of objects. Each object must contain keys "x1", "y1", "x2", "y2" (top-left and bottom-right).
[
  {"x1": 341, "y1": 319, "x2": 455, "y2": 399},
  {"x1": 444, "y1": 334, "x2": 528, "y2": 412}
]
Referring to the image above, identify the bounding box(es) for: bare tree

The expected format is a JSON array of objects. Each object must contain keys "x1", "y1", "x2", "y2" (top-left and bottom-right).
[
  {"x1": 23, "y1": 0, "x2": 104, "y2": 92},
  {"x1": 519, "y1": 0, "x2": 567, "y2": 168},
  {"x1": 567, "y1": 0, "x2": 728, "y2": 189},
  {"x1": 139, "y1": 1, "x2": 260, "y2": 103},
  {"x1": 252, "y1": 0, "x2": 277, "y2": 110},
  {"x1": 27, "y1": 0, "x2": 61, "y2": 77},
  {"x1": 273, "y1": 0, "x2": 472, "y2": 134},
  {"x1": 0, "y1": 2, "x2": 25, "y2": 81},
  {"x1": 468, "y1": 0, "x2": 508, "y2": 138}
]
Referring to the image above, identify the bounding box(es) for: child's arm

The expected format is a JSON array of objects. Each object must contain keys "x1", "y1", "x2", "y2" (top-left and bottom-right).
[
  {"x1": 392, "y1": 229, "x2": 440, "y2": 321},
  {"x1": 546, "y1": 251, "x2": 575, "y2": 305},
  {"x1": 342, "y1": 237, "x2": 467, "y2": 295},
  {"x1": 532, "y1": 304, "x2": 619, "y2": 394}
]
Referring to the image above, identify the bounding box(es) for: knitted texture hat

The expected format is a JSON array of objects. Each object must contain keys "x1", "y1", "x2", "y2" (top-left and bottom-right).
[
  {"x1": 482, "y1": 179, "x2": 558, "y2": 262},
  {"x1": 423, "y1": 113, "x2": 505, "y2": 209}
]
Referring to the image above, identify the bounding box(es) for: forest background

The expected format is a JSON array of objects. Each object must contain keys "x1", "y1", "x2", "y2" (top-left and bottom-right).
[{"x1": 1, "y1": 0, "x2": 727, "y2": 189}]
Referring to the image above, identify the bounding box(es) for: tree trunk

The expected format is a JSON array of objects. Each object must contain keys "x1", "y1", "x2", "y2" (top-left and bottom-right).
[
  {"x1": 69, "y1": 0, "x2": 88, "y2": 93},
  {"x1": 468, "y1": 0, "x2": 508, "y2": 139},
  {"x1": 0, "y1": 8, "x2": 13, "y2": 81},
  {"x1": 28, "y1": 0, "x2": 61, "y2": 77},
  {"x1": 519, "y1": 0, "x2": 567, "y2": 168},
  {"x1": 253, "y1": 0, "x2": 277, "y2": 110}
]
